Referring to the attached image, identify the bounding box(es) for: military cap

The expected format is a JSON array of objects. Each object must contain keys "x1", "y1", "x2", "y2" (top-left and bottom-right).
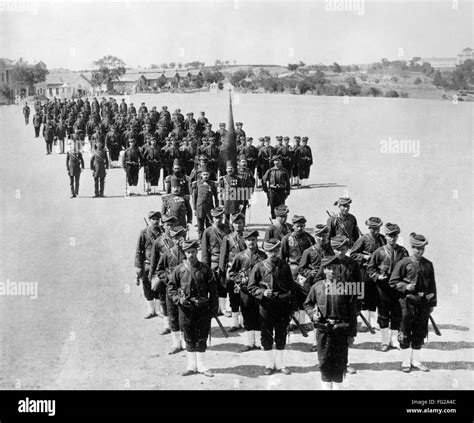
[
  {"x1": 189, "y1": 112, "x2": 194, "y2": 115},
  {"x1": 292, "y1": 215, "x2": 307, "y2": 224},
  {"x1": 186, "y1": 112, "x2": 192, "y2": 116},
  {"x1": 226, "y1": 160, "x2": 234, "y2": 168},
  {"x1": 173, "y1": 158, "x2": 181, "y2": 167},
  {"x1": 211, "y1": 206, "x2": 224, "y2": 217},
  {"x1": 170, "y1": 175, "x2": 180, "y2": 187},
  {"x1": 302, "y1": 137, "x2": 309, "y2": 142},
  {"x1": 152, "y1": 106, "x2": 157, "y2": 110},
  {"x1": 231, "y1": 212, "x2": 245, "y2": 223},
  {"x1": 170, "y1": 226, "x2": 187, "y2": 238},
  {"x1": 200, "y1": 111, "x2": 205, "y2": 115},
  {"x1": 321, "y1": 256, "x2": 342, "y2": 269},
  {"x1": 276, "y1": 136, "x2": 283, "y2": 141},
  {"x1": 161, "y1": 215, "x2": 178, "y2": 224},
  {"x1": 272, "y1": 155, "x2": 282, "y2": 161},
  {"x1": 294, "y1": 136, "x2": 301, "y2": 140},
  {"x1": 409, "y1": 232, "x2": 428, "y2": 247},
  {"x1": 243, "y1": 230, "x2": 259, "y2": 239},
  {"x1": 198, "y1": 155, "x2": 208, "y2": 162},
  {"x1": 236, "y1": 122, "x2": 243, "y2": 126},
  {"x1": 219, "y1": 123, "x2": 226, "y2": 127},
  {"x1": 239, "y1": 154, "x2": 247, "y2": 161},
  {"x1": 283, "y1": 136, "x2": 290, "y2": 141},
  {"x1": 163, "y1": 106, "x2": 168, "y2": 110},
  {"x1": 385, "y1": 223, "x2": 401, "y2": 236},
  {"x1": 275, "y1": 205, "x2": 289, "y2": 217},
  {"x1": 128, "y1": 137, "x2": 136, "y2": 143},
  {"x1": 200, "y1": 165, "x2": 209, "y2": 173},
  {"x1": 176, "y1": 108, "x2": 181, "y2": 113},
  {"x1": 334, "y1": 197, "x2": 352, "y2": 206},
  {"x1": 148, "y1": 210, "x2": 161, "y2": 220},
  {"x1": 264, "y1": 136, "x2": 271, "y2": 141},
  {"x1": 206, "y1": 123, "x2": 212, "y2": 127},
  {"x1": 141, "y1": 102, "x2": 145, "y2": 105},
  {"x1": 182, "y1": 240, "x2": 200, "y2": 251},
  {"x1": 314, "y1": 224, "x2": 329, "y2": 236},
  {"x1": 330, "y1": 235, "x2": 349, "y2": 249},
  {"x1": 258, "y1": 137, "x2": 265, "y2": 142},
  {"x1": 366, "y1": 217, "x2": 383, "y2": 228},
  {"x1": 246, "y1": 137, "x2": 253, "y2": 142},
  {"x1": 263, "y1": 238, "x2": 281, "y2": 252},
  {"x1": 130, "y1": 103, "x2": 134, "y2": 105}
]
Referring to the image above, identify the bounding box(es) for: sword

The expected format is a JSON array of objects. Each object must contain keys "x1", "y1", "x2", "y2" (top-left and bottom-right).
[
  {"x1": 429, "y1": 315, "x2": 441, "y2": 336},
  {"x1": 358, "y1": 311, "x2": 376, "y2": 334},
  {"x1": 213, "y1": 315, "x2": 229, "y2": 338}
]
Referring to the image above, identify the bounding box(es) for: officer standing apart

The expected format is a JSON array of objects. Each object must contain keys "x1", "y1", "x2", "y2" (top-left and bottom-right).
[
  {"x1": 262, "y1": 156, "x2": 290, "y2": 219},
  {"x1": 90, "y1": 142, "x2": 109, "y2": 198},
  {"x1": 168, "y1": 240, "x2": 218, "y2": 378},
  {"x1": 248, "y1": 238, "x2": 296, "y2": 376},
  {"x1": 66, "y1": 141, "x2": 84, "y2": 198},
  {"x1": 191, "y1": 165, "x2": 218, "y2": 240},
  {"x1": 161, "y1": 176, "x2": 193, "y2": 231}
]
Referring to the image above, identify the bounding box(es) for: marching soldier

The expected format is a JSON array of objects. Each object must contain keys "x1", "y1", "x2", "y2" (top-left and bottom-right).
[
  {"x1": 263, "y1": 205, "x2": 292, "y2": 247},
  {"x1": 278, "y1": 136, "x2": 293, "y2": 176},
  {"x1": 350, "y1": 217, "x2": 387, "y2": 333},
  {"x1": 218, "y1": 160, "x2": 243, "y2": 223},
  {"x1": 149, "y1": 215, "x2": 177, "y2": 334},
  {"x1": 33, "y1": 110, "x2": 42, "y2": 138},
  {"x1": 43, "y1": 117, "x2": 55, "y2": 155},
  {"x1": 156, "y1": 226, "x2": 187, "y2": 354},
  {"x1": 189, "y1": 155, "x2": 217, "y2": 183},
  {"x1": 122, "y1": 138, "x2": 142, "y2": 196},
  {"x1": 304, "y1": 255, "x2": 358, "y2": 390},
  {"x1": 367, "y1": 223, "x2": 409, "y2": 351},
  {"x1": 215, "y1": 122, "x2": 227, "y2": 145},
  {"x1": 298, "y1": 224, "x2": 334, "y2": 351},
  {"x1": 228, "y1": 230, "x2": 267, "y2": 352},
  {"x1": 280, "y1": 215, "x2": 315, "y2": 328},
  {"x1": 237, "y1": 155, "x2": 256, "y2": 219},
  {"x1": 248, "y1": 238, "x2": 296, "y2": 375},
  {"x1": 219, "y1": 212, "x2": 246, "y2": 332},
  {"x1": 165, "y1": 159, "x2": 190, "y2": 196},
  {"x1": 90, "y1": 141, "x2": 109, "y2": 197},
  {"x1": 389, "y1": 233, "x2": 436, "y2": 373},
  {"x1": 257, "y1": 137, "x2": 273, "y2": 188},
  {"x1": 135, "y1": 211, "x2": 163, "y2": 319},
  {"x1": 56, "y1": 117, "x2": 67, "y2": 154},
  {"x1": 191, "y1": 165, "x2": 218, "y2": 239},
  {"x1": 105, "y1": 125, "x2": 122, "y2": 168},
  {"x1": 292, "y1": 136, "x2": 302, "y2": 186},
  {"x1": 161, "y1": 176, "x2": 193, "y2": 229},
  {"x1": 242, "y1": 137, "x2": 258, "y2": 177},
  {"x1": 142, "y1": 137, "x2": 162, "y2": 195},
  {"x1": 201, "y1": 207, "x2": 232, "y2": 316},
  {"x1": 196, "y1": 111, "x2": 208, "y2": 134},
  {"x1": 179, "y1": 138, "x2": 195, "y2": 176},
  {"x1": 262, "y1": 156, "x2": 291, "y2": 219},
  {"x1": 327, "y1": 197, "x2": 360, "y2": 247},
  {"x1": 23, "y1": 102, "x2": 30, "y2": 125},
  {"x1": 184, "y1": 112, "x2": 196, "y2": 132},
  {"x1": 235, "y1": 122, "x2": 246, "y2": 142},
  {"x1": 65, "y1": 141, "x2": 84, "y2": 198},
  {"x1": 298, "y1": 137, "x2": 313, "y2": 187},
  {"x1": 168, "y1": 240, "x2": 218, "y2": 377}
]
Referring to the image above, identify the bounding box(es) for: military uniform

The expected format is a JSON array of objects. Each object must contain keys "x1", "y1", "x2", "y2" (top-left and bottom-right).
[
  {"x1": 168, "y1": 241, "x2": 218, "y2": 377},
  {"x1": 191, "y1": 178, "x2": 218, "y2": 238},
  {"x1": 389, "y1": 233, "x2": 436, "y2": 372},
  {"x1": 218, "y1": 172, "x2": 243, "y2": 222},
  {"x1": 298, "y1": 139, "x2": 313, "y2": 182},
  {"x1": 257, "y1": 144, "x2": 273, "y2": 181},
  {"x1": 248, "y1": 240, "x2": 296, "y2": 375},
  {"x1": 165, "y1": 172, "x2": 190, "y2": 196},
  {"x1": 298, "y1": 239, "x2": 334, "y2": 289},
  {"x1": 43, "y1": 120, "x2": 55, "y2": 154},
  {"x1": 33, "y1": 113, "x2": 42, "y2": 137},
  {"x1": 90, "y1": 147, "x2": 109, "y2": 197},
  {"x1": 262, "y1": 162, "x2": 291, "y2": 219},
  {"x1": 327, "y1": 213, "x2": 360, "y2": 247},
  {"x1": 304, "y1": 256, "x2": 358, "y2": 389},
  {"x1": 23, "y1": 104, "x2": 30, "y2": 125},
  {"x1": 228, "y1": 235, "x2": 267, "y2": 350},
  {"x1": 161, "y1": 193, "x2": 193, "y2": 229},
  {"x1": 238, "y1": 163, "x2": 256, "y2": 218},
  {"x1": 56, "y1": 121, "x2": 67, "y2": 154},
  {"x1": 105, "y1": 130, "x2": 122, "y2": 164},
  {"x1": 66, "y1": 150, "x2": 84, "y2": 197},
  {"x1": 142, "y1": 144, "x2": 162, "y2": 190},
  {"x1": 122, "y1": 145, "x2": 142, "y2": 193}
]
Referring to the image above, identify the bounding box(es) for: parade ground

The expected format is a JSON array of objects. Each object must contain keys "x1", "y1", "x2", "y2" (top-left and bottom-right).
[{"x1": 0, "y1": 93, "x2": 472, "y2": 390}]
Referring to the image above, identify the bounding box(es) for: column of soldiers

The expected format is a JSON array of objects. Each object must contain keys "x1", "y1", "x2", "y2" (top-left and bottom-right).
[
  {"x1": 26, "y1": 97, "x2": 313, "y2": 199},
  {"x1": 135, "y1": 190, "x2": 437, "y2": 387}
]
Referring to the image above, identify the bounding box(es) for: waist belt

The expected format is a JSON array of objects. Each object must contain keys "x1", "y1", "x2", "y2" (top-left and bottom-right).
[{"x1": 314, "y1": 321, "x2": 350, "y2": 332}]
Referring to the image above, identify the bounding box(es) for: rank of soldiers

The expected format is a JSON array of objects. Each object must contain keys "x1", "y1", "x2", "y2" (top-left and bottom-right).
[
  {"x1": 27, "y1": 97, "x2": 313, "y2": 199},
  {"x1": 134, "y1": 195, "x2": 437, "y2": 390}
]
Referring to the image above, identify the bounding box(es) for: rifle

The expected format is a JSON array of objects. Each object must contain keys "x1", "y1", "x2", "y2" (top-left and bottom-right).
[
  {"x1": 358, "y1": 310, "x2": 376, "y2": 334},
  {"x1": 429, "y1": 315, "x2": 441, "y2": 336},
  {"x1": 144, "y1": 217, "x2": 149, "y2": 227},
  {"x1": 290, "y1": 314, "x2": 309, "y2": 337}
]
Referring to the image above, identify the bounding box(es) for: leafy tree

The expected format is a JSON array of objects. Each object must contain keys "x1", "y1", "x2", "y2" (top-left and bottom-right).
[
  {"x1": 288, "y1": 63, "x2": 299, "y2": 71},
  {"x1": 414, "y1": 77, "x2": 422, "y2": 85},
  {"x1": 169, "y1": 62, "x2": 176, "y2": 69},
  {"x1": 368, "y1": 87, "x2": 382, "y2": 97},
  {"x1": 11, "y1": 62, "x2": 49, "y2": 94},
  {"x1": 384, "y1": 89, "x2": 400, "y2": 97},
  {"x1": 230, "y1": 69, "x2": 249, "y2": 86},
  {"x1": 91, "y1": 55, "x2": 126, "y2": 91},
  {"x1": 161, "y1": 63, "x2": 169, "y2": 69}
]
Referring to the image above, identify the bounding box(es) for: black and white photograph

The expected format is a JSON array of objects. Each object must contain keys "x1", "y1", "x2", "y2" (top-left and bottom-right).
[{"x1": 0, "y1": 0, "x2": 472, "y2": 417}]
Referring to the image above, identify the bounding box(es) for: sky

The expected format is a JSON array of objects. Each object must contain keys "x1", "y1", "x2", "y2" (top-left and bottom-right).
[{"x1": 0, "y1": 0, "x2": 472, "y2": 70}]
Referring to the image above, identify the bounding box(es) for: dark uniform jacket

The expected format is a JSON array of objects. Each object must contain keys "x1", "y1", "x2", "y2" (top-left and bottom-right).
[
  {"x1": 135, "y1": 226, "x2": 163, "y2": 269},
  {"x1": 122, "y1": 147, "x2": 142, "y2": 168},
  {"x1": 161, "y1": 194, "x2": 193, "y2": 228},
  {"x1": 367, "y1": 244, "x2": 409, "y2": 283},
  {"x1": 148, "y1": 233, "x2": 175, "y2": 278},
  {"x1": 218, "y1": 174, "x2": 243, "y2": 215},
  {"x1": 298, "y1": 241, "x2": 334, "y2": 279},
  {"x1": 389, "y1": 256, "x2": 437, "y2": 307},
  {"x1": 219, "y1": 232, "x2": 247, "y2": 279},
  {"x1": 191, "y1": 180, "x2": 218, "y2": 219},
  {"x1": 327, "y1": 213, "x2": 360, "y2": 246},
  {"x1": 201, "y1": 224, "x2": 231, "y2": 270},
  {"x1": 90, "y1": 149, "x2": 109, "y2": 178},
  {"x1": 165, "y1": 173, "x2": 190, "y2": 196},
  {"x1": 280, "y1": 231, "x2": 316, "y2": 266},
  {"x1": 66, "y1": 151, "x2": 84, "y2": 176},
  {"x1": 262, "y1": 167, "x2": 290, "y2": 196},
  {"x1": 350, "y1": 233, "x2": 386, "y2": 275},
  {"x1": 264, "y1": 222, "x2": 293, "y2": 244},
  {"x1": 168, "y1": 261, "x2": 218, "y2": 314},
  {"x1": 156, "y1": 247, "x2": 186, "y2": 281}
]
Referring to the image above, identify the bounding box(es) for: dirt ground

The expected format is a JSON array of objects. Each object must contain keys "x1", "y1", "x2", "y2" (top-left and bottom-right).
[{"x1": 0, "y1": 94, "x2": 472, "y2": 390}]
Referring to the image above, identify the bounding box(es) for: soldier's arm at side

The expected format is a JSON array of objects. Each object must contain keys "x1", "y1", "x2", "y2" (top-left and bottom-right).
[
  {"x1": 66, "y1": 153, "x2": 69, "y2": 171},
  {"x1": 79, "y1": 153, "x2": 84, "y2": 169},
  {"x1": 185, "y1": 197, "x2": 193, "y2": 224},
  {"x1": 350, "y1": 237, "x2": 368, "y2": 264},
  {"x1": 303, "y1": 285, "x2": 317, "y2": 321},
  {"x1": 218, "y1": 237, "x2": 229, "y2": 276},
  {"x1": 247, "y1": 265, "x2": 265, "y2": 300},
  {"x1": 297, "y1": 249, "x2": 312, "y2": 278},
  {"x1": 167, "y1": 267, "x2": 180, "y2": 305},
  {"x1": 207, "y1": 266, "x2": 219, "y2": 315},
  {"x1": 388, "y1": 260, "x2": 409, "y2": 293},
  {"x1": 366, "y1": 250, "x2": 381, "y2": 282},
  {"x1": 352, "y1": 217, "x2": 360, "y2": 241},
  {"x1": 227, "y1": 253, "x2": 241, "y2": 283},
  {"x1": 134, "y1": 231, "x2": 145, "y2": 269},
  {"x1": 200, "y1": 231, "x2": 210, "y2": 265},
  {"x1": 148, "y1": 240, "x2": 160, "y2": 279}
]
